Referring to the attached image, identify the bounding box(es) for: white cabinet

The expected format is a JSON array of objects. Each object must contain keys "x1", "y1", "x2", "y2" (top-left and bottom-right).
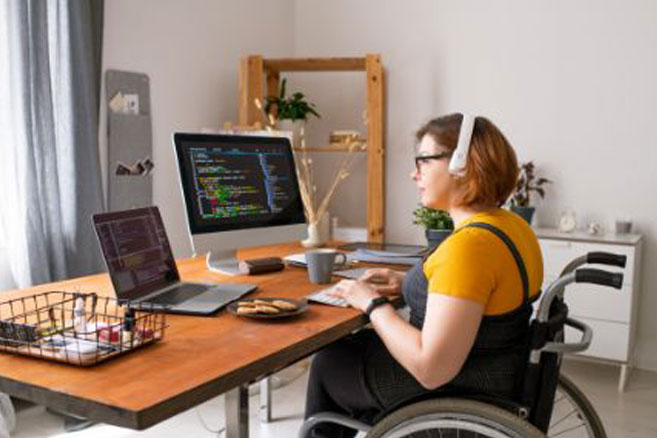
[{"x1": 536, "y1": 228, "x2": 643, "y2": 391}]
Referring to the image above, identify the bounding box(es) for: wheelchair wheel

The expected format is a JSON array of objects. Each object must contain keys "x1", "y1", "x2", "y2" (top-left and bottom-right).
[
  {"x1": 549, "y1": 374, "x2": 606, "y2": 438},
  {"x1": 367, "y1": 398, "x2": 543, "y2": 438}
]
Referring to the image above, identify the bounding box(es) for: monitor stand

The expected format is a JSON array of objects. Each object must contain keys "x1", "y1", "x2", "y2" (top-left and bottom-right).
[{"x1": 206, "y1": 250, "x2": 246, "y2": 276}]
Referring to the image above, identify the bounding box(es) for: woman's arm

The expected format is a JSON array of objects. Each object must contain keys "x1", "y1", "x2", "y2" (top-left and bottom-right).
[
  {"x1": 335, "y1": 280, "x2": 484, "y2": 390},
  {"x1": 370, "y1": 292, "x2": 484, "y2": 389}
]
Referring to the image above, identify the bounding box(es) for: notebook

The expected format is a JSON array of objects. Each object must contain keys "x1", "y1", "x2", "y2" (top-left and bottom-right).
[{"x1": 284, "y1": 250, "x2": 421, "y2": 267}]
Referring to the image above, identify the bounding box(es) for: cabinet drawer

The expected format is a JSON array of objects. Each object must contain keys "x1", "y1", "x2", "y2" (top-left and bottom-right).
[
  {"x1": 566, "y1": 283, "x2": 631, "y2": 323},
  {"x1": 564, "y1": 317, "x2": 629, "y2": 362},
  {"x1": 539, "y1": 240, "x2": 579, "y2": 278},
  {"x1": 536, "y1": 278, "x2": 630, "y2": 323}
]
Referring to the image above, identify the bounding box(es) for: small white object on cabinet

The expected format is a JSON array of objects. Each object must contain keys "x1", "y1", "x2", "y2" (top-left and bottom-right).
[
  {"x1": 558, "y1": 209, "x2": 577, "y2": 233},
  {"x1": 536, "y1": 228, "x2": 643, "y2": 391}
]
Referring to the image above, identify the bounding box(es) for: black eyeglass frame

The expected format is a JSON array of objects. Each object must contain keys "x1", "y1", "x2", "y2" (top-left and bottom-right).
[{"x1": 414, "y1": 152, "x2": 452, "y2": 171}]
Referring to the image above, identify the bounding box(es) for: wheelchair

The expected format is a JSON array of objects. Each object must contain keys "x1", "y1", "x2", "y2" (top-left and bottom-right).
[{"x1": 299, "y1": 251, "x2": 626, "y2": 438}]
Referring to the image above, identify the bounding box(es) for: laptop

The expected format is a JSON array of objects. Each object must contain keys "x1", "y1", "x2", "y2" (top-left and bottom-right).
[{"x1": 93, "y1": 206, "x2": 256, "y2": 315}]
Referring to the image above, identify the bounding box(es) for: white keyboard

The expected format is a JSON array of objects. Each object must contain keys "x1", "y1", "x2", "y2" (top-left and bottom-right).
[{"x1": 307, "y1": 285, "x2": 349, "y2": 308}]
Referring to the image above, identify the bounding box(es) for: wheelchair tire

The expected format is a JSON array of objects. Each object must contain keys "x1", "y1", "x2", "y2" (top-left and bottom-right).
[
  {"x1": 366, "y1": 397, "x2": 543, "y2": 438},
  {"x1": 549, "y1": 374, "x2": 607, "y2": 438}
]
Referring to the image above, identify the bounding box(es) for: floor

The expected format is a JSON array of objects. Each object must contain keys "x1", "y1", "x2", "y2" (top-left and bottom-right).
[{"x1": 10, "y1": 360, "x2": 657, "y2": 437}]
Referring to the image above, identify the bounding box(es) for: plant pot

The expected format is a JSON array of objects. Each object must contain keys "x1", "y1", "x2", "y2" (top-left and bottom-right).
[
  {"x1": 425, "y1": 229, "x2": 452, "y2": 249},
  {"x1": 511, "y1": 205, "x2": 535, "y2": 224},
  {"x1": 278, "y1": 119, "x2": 305, "y2": 148}
]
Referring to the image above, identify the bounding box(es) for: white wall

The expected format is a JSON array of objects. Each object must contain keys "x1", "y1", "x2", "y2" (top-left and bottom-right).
[
  {"x1": 102, "y1": 0, "x2": 657, "y2": 370},
  {"x1": 102, "y1": 0, "x2": 296, "y2": 257},
  {"x1": 293, "y1": 0, "x2": 657, "y2": 370}
]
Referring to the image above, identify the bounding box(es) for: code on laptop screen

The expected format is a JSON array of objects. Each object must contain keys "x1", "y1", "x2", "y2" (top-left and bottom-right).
[{"x1": 93, "y1": 207, "x2": 178, "y2": 300}]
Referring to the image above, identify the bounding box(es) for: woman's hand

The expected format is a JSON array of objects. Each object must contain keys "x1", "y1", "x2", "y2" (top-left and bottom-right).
[
  {"x1": 329, "y1": 280, "x2": 381, "y2": 313},
  {"x1": 359, "y1": 268, "x2": 405, "y2": 296}
]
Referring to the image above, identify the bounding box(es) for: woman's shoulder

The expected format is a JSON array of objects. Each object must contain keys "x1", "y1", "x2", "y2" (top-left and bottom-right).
[
  {"x1": 458, "y1": 208, "x2": 537, "y2": 243},
  {"x1": 425, "y1": 226, "x2": 497, "y2": 267},
  {"x1": 426, "y1": 209, "x2": 537, "y2": 265}
]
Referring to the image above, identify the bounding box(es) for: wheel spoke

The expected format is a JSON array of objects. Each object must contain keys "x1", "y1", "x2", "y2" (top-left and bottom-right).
[
  {"x1": 549, "y1": 408, "x2": 579, "y2": 430},
  {"x1": 549, "y1": 422, "x2": 587, "y2": 437}
]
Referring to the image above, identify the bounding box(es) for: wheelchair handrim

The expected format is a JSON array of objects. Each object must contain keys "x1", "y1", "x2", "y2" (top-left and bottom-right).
[{"x1": 381, "y1": 412, "x2": 528, "y2": 438}]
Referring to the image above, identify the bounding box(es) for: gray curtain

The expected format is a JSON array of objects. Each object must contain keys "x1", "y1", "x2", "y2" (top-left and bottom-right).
[{"x1": 1, "y1": 0, "x2": 105, "y2": 288}]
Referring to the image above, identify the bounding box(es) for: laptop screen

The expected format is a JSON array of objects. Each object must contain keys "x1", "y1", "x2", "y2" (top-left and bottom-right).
[{"x1": 93, "y1": 207, "x2": 179, "y2": 301}]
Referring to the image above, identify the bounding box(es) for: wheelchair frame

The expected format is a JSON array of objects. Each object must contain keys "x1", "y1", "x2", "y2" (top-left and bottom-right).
[{"x1": 299, "y1": 251, "x2": 625, "y2": 438}]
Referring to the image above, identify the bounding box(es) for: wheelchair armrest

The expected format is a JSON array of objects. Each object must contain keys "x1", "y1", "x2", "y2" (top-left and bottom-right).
[
  {"x1": 541, "y1": 317, "x2": 592, "y2": 355},
  {"x1": 298, "y1": 412, "x2": 371, "y2": 438}
]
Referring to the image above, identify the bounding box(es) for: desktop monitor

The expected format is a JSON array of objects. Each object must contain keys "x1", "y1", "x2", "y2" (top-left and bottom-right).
[{"x1": 173, "y1": 133, "x2": 307, "y2": 274}]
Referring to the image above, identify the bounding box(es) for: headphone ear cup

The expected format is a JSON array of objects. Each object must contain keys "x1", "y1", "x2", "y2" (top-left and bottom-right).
[
  {"x1": 448, "y1": 114, "x2": 476, "y2": 176},
  {"x1": 448, "y1": 149, "x2": 468, "y2": 176}
]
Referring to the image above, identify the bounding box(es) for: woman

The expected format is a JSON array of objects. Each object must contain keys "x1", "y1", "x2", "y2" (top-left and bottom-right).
[{"x1": 304, "y1": 113, "x2": 543, "y2": 437}]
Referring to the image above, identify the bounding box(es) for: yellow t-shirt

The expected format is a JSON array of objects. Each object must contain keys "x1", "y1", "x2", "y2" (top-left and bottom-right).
[{"x1": 423, "y1": 208, "x2": 543, "y2": 315}]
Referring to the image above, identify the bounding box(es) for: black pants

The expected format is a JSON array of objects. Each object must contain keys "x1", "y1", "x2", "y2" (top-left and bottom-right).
[
  {"x1": 304, "y1": 331, "x2": 382, "y2": 438},
  {"x1": 304, "y1": 328, "x2": 525, "y2": 438}
]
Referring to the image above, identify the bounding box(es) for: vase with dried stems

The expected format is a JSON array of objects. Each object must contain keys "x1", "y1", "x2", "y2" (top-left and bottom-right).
[
  {"x1": 296, "y1": 129, "x2": 363, "y2": 247},
  {"x1": 254, "y1": 98, "x2": 364, "y2": 247}
]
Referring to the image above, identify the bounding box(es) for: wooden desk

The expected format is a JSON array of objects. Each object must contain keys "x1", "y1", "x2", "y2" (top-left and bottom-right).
[{"x1": 0, "y1": 243, "x2": 386, "y2": 435}]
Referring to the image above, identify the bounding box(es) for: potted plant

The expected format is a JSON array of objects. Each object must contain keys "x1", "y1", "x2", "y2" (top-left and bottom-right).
[
  {"x1": 510, "y1": 161, "x2": 552, "y2": 224},
  {"x1": 413, "y1": 206, "x2": 454, "y2": 248},
  {"x1": 264, "y1": 78, "x2": 320, "y2": 147}
]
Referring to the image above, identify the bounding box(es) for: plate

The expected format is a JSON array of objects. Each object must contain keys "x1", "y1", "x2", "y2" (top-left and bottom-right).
[{"x1": 227, "y1": 297, "x2": 308, "y2": 319}]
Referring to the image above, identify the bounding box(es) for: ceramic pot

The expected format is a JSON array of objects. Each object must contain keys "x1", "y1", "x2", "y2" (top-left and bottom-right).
[
  {"x1": 278, "y1": 119, "x2": 305, "y2": 148},
  {"x1": 425, "y1": 229, "x2": 452, "y2": 249},
  {"x1": 511, "y1": 205, "x2": 535, "y2": 224}
]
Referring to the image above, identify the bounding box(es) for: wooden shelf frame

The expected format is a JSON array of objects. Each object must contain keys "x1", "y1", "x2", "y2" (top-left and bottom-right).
[{"x1": 238, "y1": 55, "x2": 385, "y2": 242}]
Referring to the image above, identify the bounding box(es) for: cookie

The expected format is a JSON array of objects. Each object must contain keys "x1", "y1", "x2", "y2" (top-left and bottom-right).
[
  {"x1": 255, "y1": 304, "x2": 280, "y2": 314},
  {"x1": 237, "y1": 300, "x2": 256, "y2": 307},
  {"x1": 271, "y1": 300, "x2": 297, "y2": 311},
  {"x1": 237, "y1": 306, "x2": 259, "y2": 315},
  {"x1": 252, "y1": 299, "x2": 273, "y2": 306}
]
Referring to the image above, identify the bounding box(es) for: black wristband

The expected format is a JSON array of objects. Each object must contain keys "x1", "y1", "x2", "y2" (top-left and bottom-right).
[{"x1": 365, "y1": 296, "x2": 390, "y2": 316}]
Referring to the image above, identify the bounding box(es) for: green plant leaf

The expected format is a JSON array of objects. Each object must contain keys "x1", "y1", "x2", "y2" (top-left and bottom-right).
[
  {"x1": 512, "y1": 161, "x2": 550, "y2": 207},
  {"x1": 412, "y1": 205, "x2": 454, "y2": 230}
]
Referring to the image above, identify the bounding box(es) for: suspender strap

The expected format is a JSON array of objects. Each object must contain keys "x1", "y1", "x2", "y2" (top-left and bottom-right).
[{"x1": 463, "y1": 222, "x2": 530, "y2": 304}]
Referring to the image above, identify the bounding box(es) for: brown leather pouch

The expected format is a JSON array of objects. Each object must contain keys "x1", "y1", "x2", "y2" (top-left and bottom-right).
[{"x1": 238, "y1": 257, "x2": 285, "y2": 275}]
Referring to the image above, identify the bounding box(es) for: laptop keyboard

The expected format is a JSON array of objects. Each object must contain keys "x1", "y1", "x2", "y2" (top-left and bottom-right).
[{"x1": 148, "y1": 284, "x2": 206, "y2": 305}]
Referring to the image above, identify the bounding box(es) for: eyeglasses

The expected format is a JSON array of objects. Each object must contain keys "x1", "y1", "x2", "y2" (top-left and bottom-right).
[{"x1": 414, "y1": 152, "x2": 452, "y2": 172}]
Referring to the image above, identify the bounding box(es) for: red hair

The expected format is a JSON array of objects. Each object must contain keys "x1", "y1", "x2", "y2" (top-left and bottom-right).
[{"x1": 416, "y1": 114, "x2": 518, "y2": 207}]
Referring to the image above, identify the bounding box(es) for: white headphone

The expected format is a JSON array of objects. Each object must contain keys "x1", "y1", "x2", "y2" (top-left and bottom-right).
[{"x1": 448, "y1": 114, "x2": 476, "y2": 177}]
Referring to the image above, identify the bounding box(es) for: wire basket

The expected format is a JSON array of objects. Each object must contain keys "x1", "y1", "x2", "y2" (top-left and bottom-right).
[{"x1": 0, "y1": 291, "x2": 168, "y2": 366}]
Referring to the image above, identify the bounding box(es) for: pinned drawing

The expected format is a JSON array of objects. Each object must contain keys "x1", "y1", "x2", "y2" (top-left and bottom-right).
[{"x1": 115, "y1": 158, "x2": 154, "y2": 176}]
